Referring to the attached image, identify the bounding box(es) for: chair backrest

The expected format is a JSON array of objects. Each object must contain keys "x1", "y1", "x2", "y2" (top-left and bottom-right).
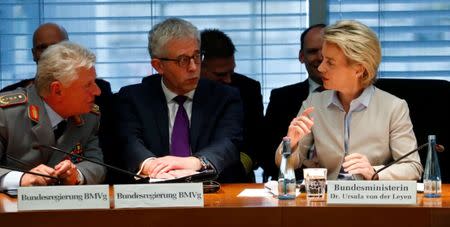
[{"x1": 375, "y1": 78, "x2": 450, "y2": 182}]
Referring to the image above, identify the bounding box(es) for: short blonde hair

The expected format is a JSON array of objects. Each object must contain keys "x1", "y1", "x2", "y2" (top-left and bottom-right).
[
  {"x1": 324, "y1": 20, "x2": 381, "y2": 87},
  {"x1": 35, "y1": 41, "x2": 96, "y2": 97}
]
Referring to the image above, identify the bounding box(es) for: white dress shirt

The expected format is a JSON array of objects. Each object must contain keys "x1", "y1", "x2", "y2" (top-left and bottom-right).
[
  {"x1": 161, "y1": 78, "x2": 195, "y2": 147},
  {"x1": 308, "y1": 78, "x2": 322, "y2": 94}
]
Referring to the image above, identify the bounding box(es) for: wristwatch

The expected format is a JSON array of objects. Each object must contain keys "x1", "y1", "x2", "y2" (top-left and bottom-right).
[{"x1": 198, "y1": 156, "x2": 213, "y2": 171}]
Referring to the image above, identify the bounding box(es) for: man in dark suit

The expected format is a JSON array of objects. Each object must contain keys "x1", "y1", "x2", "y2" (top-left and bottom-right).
[
  {"x1": 1, "y1": 23, "x2": 113, "y2": 106},
  {"x1": 0, "y1": 23, "x2": 113, "y2": 122},
  {"x1": 117, "y1": 18, "x2": 243, "y2": 182},
  {"x1": 262, "y1": 24, "x2": 326, "y2": 181},
  {"x1": 200, "y1": 29, "x2": 263, "y2": 182},
  {"x1": 1, "y1": 23, "x2": 69, "y2": 92}
]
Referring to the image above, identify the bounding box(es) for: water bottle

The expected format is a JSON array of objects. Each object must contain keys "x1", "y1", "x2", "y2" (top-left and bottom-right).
[
  {"x1": 278, "y1": 137, "x2": 296, "y2": 200},
  {"x1": 423, "y1": 135, "x2": 441, "y2": 198}
]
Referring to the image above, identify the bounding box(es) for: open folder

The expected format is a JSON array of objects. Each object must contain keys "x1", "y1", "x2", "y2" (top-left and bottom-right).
[
  {"x1": 135, "y1": 170, "x2": 217, "y2": 184},
  {"x1": 134, "y1": 170, "x2": 220, "y2": 193}
]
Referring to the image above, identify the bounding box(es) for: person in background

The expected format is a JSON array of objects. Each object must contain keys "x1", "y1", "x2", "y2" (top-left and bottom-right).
[
  {"x1": 1, "y1": 23, "x2": 112, "y2": 114},
  {"x1": 275, "y1": 20, "x2": 423, "y2": 180},
  {"x1": 117, "y1": 18, "x2": 244, "y2": 182},
  {"x1": 200, "y1": 29, "x2": 263, "y2": 182},
  {"x1": 2, "y1": 23, "x2": 69, "y2": 91},
  {"x1": 0, "y1": 23, "x2": 115, "y2": 182},
  {"x1": 0, "y1": 41, "x2": 106, "y2": 191},
  {"x1": 263, "y1": 24, "x2": 326, "y2": 181}
]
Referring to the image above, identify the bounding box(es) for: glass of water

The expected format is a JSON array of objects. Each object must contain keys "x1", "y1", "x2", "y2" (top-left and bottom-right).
[{"x1": 303, "y1": 168, "x2": 327, "y2": 201}]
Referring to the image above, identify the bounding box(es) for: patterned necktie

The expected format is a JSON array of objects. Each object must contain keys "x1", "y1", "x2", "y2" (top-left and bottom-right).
[
  {"x1": 171, "y1": 95, "x2": 190, "y2": 157},
  {"x1": 54, "y1": 120, "x2": 67, "y2": 141}
]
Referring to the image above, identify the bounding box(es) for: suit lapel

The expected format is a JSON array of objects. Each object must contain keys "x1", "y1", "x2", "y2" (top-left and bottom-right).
[
  {"x1": 146, "y1": 77, "x2": 170, "y2": 155},
  {"x1": 300, "y1": 80, "x2": 311, "y2": 100},
  {"x1": 190, "y1": 79, "x2": 209, "y2": 153},
  {"x1": 27, "y1": 86, "x2": 54, "y2": 162}
]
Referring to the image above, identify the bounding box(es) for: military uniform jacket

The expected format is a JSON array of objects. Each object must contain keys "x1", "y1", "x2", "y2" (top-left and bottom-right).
[{"x1": 0, "y1": 85, "x2": 106, "y2": 184}]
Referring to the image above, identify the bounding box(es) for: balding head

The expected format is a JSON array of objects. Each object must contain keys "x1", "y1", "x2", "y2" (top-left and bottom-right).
[{"x1": 32, "y1": 23, "x2": 69, "y2": 63}]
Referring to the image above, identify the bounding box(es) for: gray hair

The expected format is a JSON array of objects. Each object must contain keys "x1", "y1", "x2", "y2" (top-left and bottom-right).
[
  {"x1": 148, "y1": 18, "x2": 200, "y2": 58},
  {"x1": 35, "y1": 41, "x2": 96, "y2": 96},
  {"x1": 324, "y1": 20, "x2": 381, "y2": 87}
]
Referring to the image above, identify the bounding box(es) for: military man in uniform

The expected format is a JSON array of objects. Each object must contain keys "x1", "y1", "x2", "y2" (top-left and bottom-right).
[{"x1": 0, "y1": 41, "x2": 106, "y2": 190}]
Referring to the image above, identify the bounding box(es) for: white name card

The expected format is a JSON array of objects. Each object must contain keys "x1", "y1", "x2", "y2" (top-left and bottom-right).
[
  {"x1": 114, "y1": 183, "x2": 204, "y2": 208},
  {"x1": 18, "y1": 185, "x2": 110, "y2": 211},
  {"x1": 327, "y1": 180, "x2": 416, "y2": 205}
]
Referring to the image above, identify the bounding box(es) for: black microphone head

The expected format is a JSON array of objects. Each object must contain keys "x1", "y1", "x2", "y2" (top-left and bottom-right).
[
  {"x1": 436, "y1": 144, "x2": 445, "y2": 153},
  {"x1": 32, "y1": 144, "x2": 42, "y2": 150}
]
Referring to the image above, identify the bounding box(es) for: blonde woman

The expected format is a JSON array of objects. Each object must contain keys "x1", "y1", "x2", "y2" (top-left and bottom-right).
[{"x1": 275, "y1": 20, "x2": 422, "y2": 180}]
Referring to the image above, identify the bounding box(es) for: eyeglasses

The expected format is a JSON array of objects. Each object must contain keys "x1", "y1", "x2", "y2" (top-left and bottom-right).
[{"x1": 158, "y1": 52, "x2": 203, "y2": 68}]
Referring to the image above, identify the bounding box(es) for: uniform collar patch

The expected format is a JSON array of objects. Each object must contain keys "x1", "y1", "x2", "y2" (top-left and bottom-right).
[{"x1": 28, "y1": 105, "x2": 39, "y2": 123}]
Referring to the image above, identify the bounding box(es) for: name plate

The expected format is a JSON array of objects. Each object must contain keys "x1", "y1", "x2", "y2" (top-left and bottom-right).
[
  {"x1": 18, "y1": 185, "x2": 109, "y2": 211},
  {"x1": 327, "y1": 180, "x2": 416, "y2": 205},
  {"x1": 114, "y1": 183, "x2": 203, "y2": 208}
]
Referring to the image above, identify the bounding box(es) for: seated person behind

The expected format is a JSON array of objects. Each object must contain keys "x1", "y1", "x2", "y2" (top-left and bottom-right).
[
  {"x1": 275, "y1": 20, "x2": 423, "y2": 180},
  {"x1": 263, "y1": 24, "x2": 326, "y2": 181},
  {"x1": 1, "y1": 22, "x2": 112, "y2": 111},
  {"x1": 0, "y1": 41, "x2": 106, "y2": 190},
  {"x1": 1, "y1": 22, "x2": 68, "y2": 92},
  {"x1": 117, "y1": 18, "x2": 243, "y2": 182},
  {"x1": 200, "y1": 29, "x2": 264, "y2": 182}
]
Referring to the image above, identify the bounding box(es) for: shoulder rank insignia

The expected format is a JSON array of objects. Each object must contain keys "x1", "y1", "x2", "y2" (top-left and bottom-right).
[
  {"x1": 0, "y1": 91, "x2": 27, "y2": 108},
  {"x1": 28, "y1": 105, "x2": 39, "y2": 123},
  {"x1": 90, "y1": 104, "x2": 100, "y2": 115}
]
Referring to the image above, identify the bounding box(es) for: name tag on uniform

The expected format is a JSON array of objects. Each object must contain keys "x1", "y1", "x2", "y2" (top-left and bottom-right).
[
  {"x1": 18, "y1": 185, "x2": 110, "y2": 211},
  {"x1": 114, "y1": 183, "x2": 203, "y2": 208},
  {"x1": 327, "y1": 181, "x2": 416, "y2": 205}
]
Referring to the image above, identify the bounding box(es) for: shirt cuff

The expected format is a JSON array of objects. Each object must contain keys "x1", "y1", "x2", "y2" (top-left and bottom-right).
[
  {"x1": 136, "y1": 157, "x2": 156, "y2": 178},
  {"x1": 76, "y1": 169, "x2": 85, "y2": 185},
  {"x1": 0, "y1": 171, "x2": 24, "y2": 190}
]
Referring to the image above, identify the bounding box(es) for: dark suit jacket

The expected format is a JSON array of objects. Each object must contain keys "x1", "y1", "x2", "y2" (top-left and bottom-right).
[
  {"x1": 229, "y1": 73, "x2": 264, "y2": 168},
  {"x1": 262, "y1": 79, "x2": 310, "y2": 180},
  {"x1": 117, "y1": 75, "x2": 244, "y2": 182}
]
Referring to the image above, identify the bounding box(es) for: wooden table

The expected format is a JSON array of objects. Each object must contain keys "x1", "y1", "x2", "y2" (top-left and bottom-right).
[{"x1": 1, "y1": 184, "x2": 450, "y2": 227}]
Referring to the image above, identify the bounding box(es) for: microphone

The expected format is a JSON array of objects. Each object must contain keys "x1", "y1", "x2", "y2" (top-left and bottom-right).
[
  {"x1": 32, "y1": 144, "x2": 149, "y2": 181},
  {"x1": 0, "y1": 164, "x2": 59, "y2": 181},
  {"x1": 1, "y1": 154, "x2": 60, "y2": 182},
  {"x1": 5, "y1": 153, "x2": 35, "y2": 169},
  {"x1": 0, "y1": 164, "x2": 61, "y2": 197},
  {"x1": 371, "y1": 143, "x2": 445, "y2": 180}
]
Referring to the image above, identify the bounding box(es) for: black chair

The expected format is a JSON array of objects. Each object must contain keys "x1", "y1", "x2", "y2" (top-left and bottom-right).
[{"x1": 376, "y1": 78, "x2": 450, "y2": 182}]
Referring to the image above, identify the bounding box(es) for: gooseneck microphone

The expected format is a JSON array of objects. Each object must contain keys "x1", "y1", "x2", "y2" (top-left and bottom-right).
[
  {"x1": 5, "y1": 153, "x2": 35, "y2": 169},
  {"x1": 33, "y1": 144, "x2": 149, "y2": 181},
  {"x1": 0, "y1": 164, "x2": 59, "y2": 181},
  {"x1": 371, "y1": 143, "x2": 445, "y2": 180},
  {"x1": 0, "y1": 164, "x2": 61, "y2": 197},
  {"x1": 2, "y1": 153, "x2": 60, "y2": 182}
]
